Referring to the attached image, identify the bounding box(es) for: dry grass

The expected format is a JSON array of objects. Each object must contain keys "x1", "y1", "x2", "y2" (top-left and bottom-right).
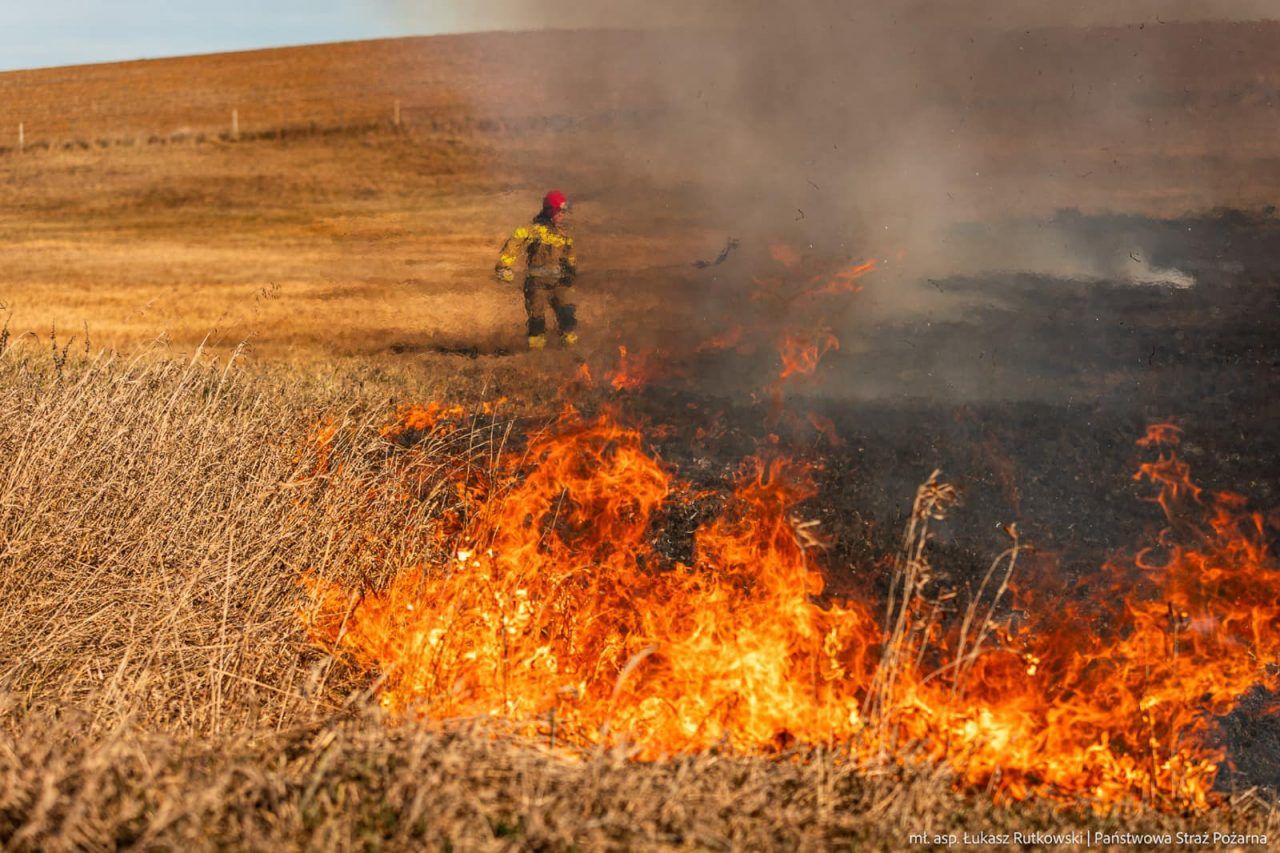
[
  {"x1": 2, "y1": 25, "x2": 1280, "y2": 377},
  {"x1": 2, "y1": 24, "x2": 1280, "y2": 849},
  {"x1": 0, "y1": 32, "x2": 668, "y2": 149},
  {"x1": 0, "y1": 126, "x2": 714, "y2": 369},
  {"x1": 0, "y1": 338, "x2": 499, "y2": 733},
  {"x1": 2, "y1": 347, "x2": 327, "y2": 734},
  {"x1": 5, "y1": 710, "x2": 1275, "y2": 852},
  {"x1": 0, "y1": 341, "x2": 1274, "y2": 850}
]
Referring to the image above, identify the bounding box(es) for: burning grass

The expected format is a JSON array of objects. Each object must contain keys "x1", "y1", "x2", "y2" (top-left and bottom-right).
[
  {"x1": 302, "y1": 397, "x2": 1280, "y2": 815},
  {"x1": 0, "y1": 342, "x2": 1276, "y2": 848}
]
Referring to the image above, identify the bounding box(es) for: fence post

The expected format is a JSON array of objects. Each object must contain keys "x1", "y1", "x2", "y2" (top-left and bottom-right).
[
  {"x1": 231, "y1": 109, "x2": 239, "y2": 140},
  {"x1": 17, "y1": 122, "x2": 23, "y2": 153}
]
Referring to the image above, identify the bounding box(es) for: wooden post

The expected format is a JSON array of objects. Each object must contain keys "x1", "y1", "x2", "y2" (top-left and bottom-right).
[
  {"x1": 231, "y1": 109, "x2": 239, "y2": 140},
  {"x1": 17, "y1": 122, "x2": 23, "y2": 153},
  {"x1": 394, "y1": 99, "x2": 401, "y2": 128}
]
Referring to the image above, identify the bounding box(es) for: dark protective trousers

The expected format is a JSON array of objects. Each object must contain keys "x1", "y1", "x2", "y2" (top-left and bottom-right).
[{"x1": 523, "y1": 278, "x2": 577, "y2": 337}]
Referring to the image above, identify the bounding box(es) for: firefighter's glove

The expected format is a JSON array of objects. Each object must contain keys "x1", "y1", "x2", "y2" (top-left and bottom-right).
[{"x1": 496, "y1": 268, "x2": 515, "y2": 284}]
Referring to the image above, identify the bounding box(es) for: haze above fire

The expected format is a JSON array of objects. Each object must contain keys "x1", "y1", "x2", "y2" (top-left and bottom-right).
[
  {"x1": 388, "y1": 1, "x2": 1278, "y2": 31},
  {"x1": 394, "y1": 0, "x2": 1269, "y2": 299}
]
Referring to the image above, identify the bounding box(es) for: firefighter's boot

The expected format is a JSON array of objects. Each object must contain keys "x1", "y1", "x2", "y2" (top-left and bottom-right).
[{"x1": 528, "y1": 335, "x2": 547, "y2": 350}]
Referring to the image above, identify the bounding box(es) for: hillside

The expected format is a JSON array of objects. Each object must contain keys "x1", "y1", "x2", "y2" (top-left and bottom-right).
[
  {"x1": 0, "y1": 31, "x2": 669, "y2": 149},
  {"x1": 0, "y1": 24, "x2": 1278, "y2": 369}
]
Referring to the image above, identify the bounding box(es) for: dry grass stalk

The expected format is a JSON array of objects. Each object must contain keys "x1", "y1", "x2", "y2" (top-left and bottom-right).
[
  {"x1": 0, "y1": 342, "x2": 482, "y2": 738},
  {"x1": 0, "y1": 345, "x2": 1273, "y2": 848},
  {"x1": 2, "y1": 702, "x2": 1273, "y2": 851},
  {"x1": 864, "y1": 471, "x2": 958, "y2": 746}
]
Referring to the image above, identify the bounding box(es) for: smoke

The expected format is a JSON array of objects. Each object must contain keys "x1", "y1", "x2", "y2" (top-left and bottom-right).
[
  {"x1": 384, "y1": 1, "x2": 1274, "y2": 397},
  {"x1": 386, "y1": 1, "x2": 1278, "y2": 32},
  {"x1": 384, "y1": 1, "x2": 1273, "y2": 280}
]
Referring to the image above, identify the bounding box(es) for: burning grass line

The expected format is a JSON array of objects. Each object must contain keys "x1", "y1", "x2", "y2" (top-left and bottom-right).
[
  {"x1": 3, "y1": 342, "x2": 1276, "y2": 839},
  {"x1": 299, "y1": 400, "x2": 1280, "y2": 813}
]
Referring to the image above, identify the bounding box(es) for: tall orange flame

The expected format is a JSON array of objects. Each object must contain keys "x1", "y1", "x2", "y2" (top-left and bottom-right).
[
  {"x1": 306, "y1": 411, "x2": 877, "y2": 752},
  {"x1": 304, "y1": 408, "x2": 1278, "y2": 812}
]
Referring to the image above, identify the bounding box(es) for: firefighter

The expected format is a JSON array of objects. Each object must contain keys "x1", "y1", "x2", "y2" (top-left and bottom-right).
[{"x1": 495, "y1": 190, "x2": 578, "y2": 349}]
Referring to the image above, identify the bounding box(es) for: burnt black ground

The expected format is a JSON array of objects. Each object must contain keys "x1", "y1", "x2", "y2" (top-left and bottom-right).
[
  {"x1": 613, "y1": 209, "x2": 1280, "y2": 792},
  {"x1": 636, "y1": 212, "x2": 1279, "y2": 565}
]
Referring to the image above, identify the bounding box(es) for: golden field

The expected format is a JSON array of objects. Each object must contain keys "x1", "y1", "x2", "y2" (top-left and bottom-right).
[
  {"x1": 1, "y1": 24, "x2": 1278, "y2": 375},
  {"x1": 2, "y1": 24, "x2": 1279, "y2": 850}
]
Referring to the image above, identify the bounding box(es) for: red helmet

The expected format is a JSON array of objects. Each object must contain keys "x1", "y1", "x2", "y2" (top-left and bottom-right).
[{"x1": 543, "y1": 190, "x2": 569, "y2": 213}]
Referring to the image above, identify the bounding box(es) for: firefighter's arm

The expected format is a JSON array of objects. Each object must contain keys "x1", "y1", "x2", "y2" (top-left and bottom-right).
[
  {"x1": 495, "y1": 226, "x2": 530, "y2": 283},
  {"x1": 561, "y1": 235, "x2": 578, "y2": 284}
]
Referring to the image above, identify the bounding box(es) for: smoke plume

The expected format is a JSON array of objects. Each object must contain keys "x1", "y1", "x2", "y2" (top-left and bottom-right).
[
  {"x1": 386, "y1": 1, "x2": 1279, "y2": 398},
  {"x1": 387, "y1": 1, "x2": 1276, "y2": 280}
]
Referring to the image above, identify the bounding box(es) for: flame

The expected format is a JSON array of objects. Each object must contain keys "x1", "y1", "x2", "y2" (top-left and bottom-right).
[
  {"x1": 303, "y1": 403, "x2": 1277, "y2": 812},
  {"x1": 579, "y1": 252, "x2": 878, "y2": 399},
  {"x1": 305, "y1": 409, "x2": 878, "y2": 753},
  {"x1": 1137, "y1": 422, "x2": 1184, "y2": 448},
  {"x1": 380, "y1": 403, "x2": 467, "y2": 441},
  {"x1": 974, "y1": 437, "x2": 1280, "y2": 810},
  {"x1": 298, "y1": 416, "x2": 341, "y2": 474},
  {"x1": 803, "y1": 259, "x2": 877, "y2": 297},
  {"x1": 805, "y1": 411, "x2": 843, "y2": 448},
  {"x1": 605, "y1": 346, "x2": 677, "y2": 393},
  {"x1": 776, "y1": 330, "x2": 840, "y2": 381},
  {"x1": 750, "y1": 257, "x2": 876, "y2": 306}
]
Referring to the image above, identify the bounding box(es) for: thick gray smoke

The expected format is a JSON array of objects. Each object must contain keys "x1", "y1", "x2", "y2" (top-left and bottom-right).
[
  {"x1": 385, "y1": 1, "x2": 1278, "y2": 404},
  {"x1": 385, "y1": 1, "x2": 1275, "y2": 297}
]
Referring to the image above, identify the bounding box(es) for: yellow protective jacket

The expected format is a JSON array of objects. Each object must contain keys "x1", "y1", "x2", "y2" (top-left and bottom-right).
[{"x1": 496, "y1": 214, "x2": 577, "y2": 283}]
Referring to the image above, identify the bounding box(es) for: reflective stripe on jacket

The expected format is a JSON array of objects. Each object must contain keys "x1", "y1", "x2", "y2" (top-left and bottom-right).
[{"x1": 496, "y1": 214, "x2": 577, "y2": 282}]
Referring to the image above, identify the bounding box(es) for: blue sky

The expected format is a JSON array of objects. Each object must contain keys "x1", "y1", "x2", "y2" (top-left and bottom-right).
[{"x1": 0, "y1": 1, "x2": 429, "y2": 71}]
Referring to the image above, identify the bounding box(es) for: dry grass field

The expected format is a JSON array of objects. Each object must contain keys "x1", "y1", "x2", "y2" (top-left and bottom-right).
[
  {"x1": 1, "y1": 24, "x2": 1278, "y2": 374},
  {"x1": 2, "y1": 23, "x2": 1279, "y2": 851},
  {"x1": 0, "y1": 124, "x2": 717, "y2": 401},
  {"x1": 2, "y1": 350, "x2": 1274, "y2": 850},
  {"x1": 0, "y1": 30, "x2": 720, "y2": 384}
]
